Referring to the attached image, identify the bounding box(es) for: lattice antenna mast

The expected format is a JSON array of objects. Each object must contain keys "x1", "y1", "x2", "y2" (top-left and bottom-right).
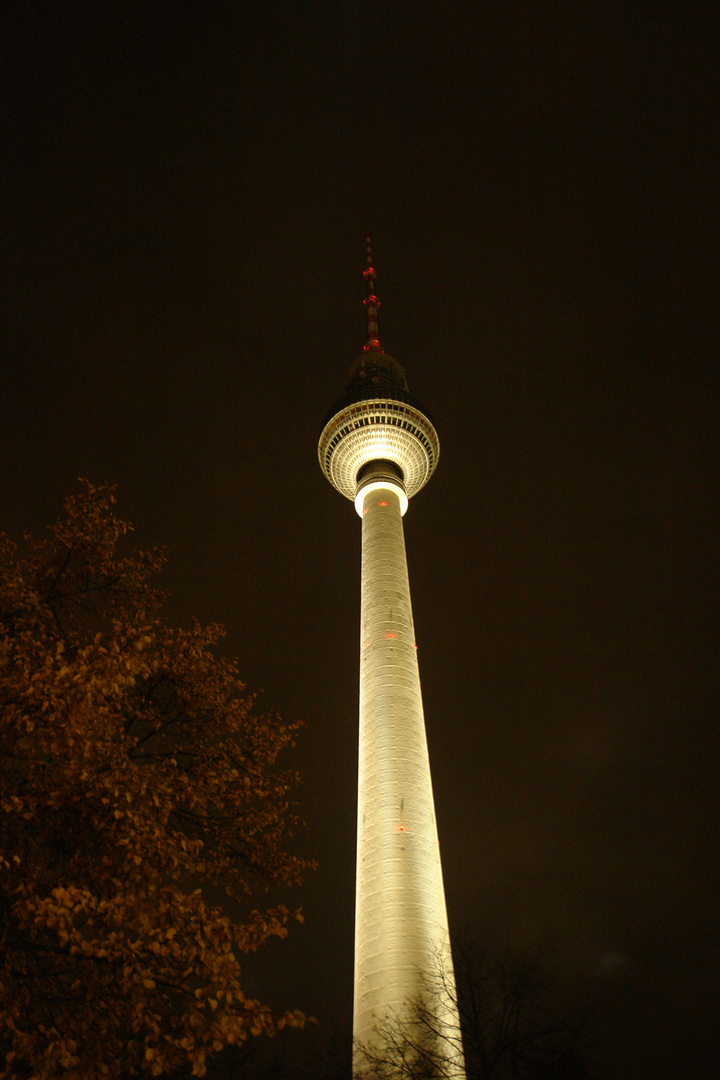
[{"x1": 363, "y1": 234, "x2": 383, "y2": 353}]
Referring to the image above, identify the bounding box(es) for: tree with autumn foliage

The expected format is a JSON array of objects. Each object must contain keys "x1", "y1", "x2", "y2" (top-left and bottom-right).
[{"x1": 0, "y1": 482, "x2": 313, "y2": 1079}]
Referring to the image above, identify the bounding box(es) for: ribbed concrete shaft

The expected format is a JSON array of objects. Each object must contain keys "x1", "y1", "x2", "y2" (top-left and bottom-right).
[{"x1": 354, "y1": 484, "x2": 463, "y2": 1072}]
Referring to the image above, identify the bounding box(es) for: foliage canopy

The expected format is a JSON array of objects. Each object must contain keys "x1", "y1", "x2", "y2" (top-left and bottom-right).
[{"x1": 0, "y1": 483, "x2": 312, "y2": 1078}]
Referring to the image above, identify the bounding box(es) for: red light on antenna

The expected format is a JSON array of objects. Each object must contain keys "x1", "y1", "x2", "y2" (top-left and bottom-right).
[
  {"x1": 385, "y1": 632, "x2": 397, "y2": 639},
  {"x1": 378, "y1": 501, "x2": 388, "y2": 507}
]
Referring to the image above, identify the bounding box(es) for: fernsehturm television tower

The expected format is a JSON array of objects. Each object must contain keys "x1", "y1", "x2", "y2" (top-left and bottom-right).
[{"x1": 319, "y1": 238, "x2": 465, "y2": 1076}]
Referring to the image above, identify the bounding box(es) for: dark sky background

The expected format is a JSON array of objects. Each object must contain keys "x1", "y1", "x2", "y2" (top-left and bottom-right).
[{"x1": 2, "y1": 3, "x2": 718, "y2": 1077}]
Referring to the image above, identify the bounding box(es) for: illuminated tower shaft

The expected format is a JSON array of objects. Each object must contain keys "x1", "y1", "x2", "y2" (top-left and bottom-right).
[
  {"x1": 319, "y1": 239, "x2": 464, "y2": 1076},
  {"x1": 356, "y1": 479, "x2": 452, "y2": 1047}
]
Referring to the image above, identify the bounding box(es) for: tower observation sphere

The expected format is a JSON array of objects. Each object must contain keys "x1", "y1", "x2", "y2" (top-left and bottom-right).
[
  {"x1": 319, "y1": 238, "x2": 465, "y2": 1077},
  {"x1": 317, "y1": 351, "x2": 440, "y2": 516}
]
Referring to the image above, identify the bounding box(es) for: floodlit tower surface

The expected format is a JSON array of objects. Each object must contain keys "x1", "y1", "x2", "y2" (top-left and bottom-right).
[{"x1": 318, "y1": 238, "x2": 465, "y2": 1077}]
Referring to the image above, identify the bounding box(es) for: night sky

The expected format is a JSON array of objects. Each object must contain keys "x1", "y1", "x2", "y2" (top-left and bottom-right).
[{"x1": 2, "y1": 3, "x2": 718, "y2": 1077}]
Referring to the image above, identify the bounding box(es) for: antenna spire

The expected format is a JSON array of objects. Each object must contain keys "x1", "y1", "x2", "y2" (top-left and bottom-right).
[{"x1": 363, "y1": 234, "x2": 383, "y2": 353}]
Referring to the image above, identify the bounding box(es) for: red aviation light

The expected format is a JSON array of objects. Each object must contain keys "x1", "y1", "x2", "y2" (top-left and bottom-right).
[
  {"x1": 378, "y1": 500, "x2": 388, "y2": 507},
  {"x1": 396, "y1": 823, "x2": 409, "y2": 832},
  {"x1": 385, "y1": 632, "x2": 398, "y2": 639}
]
